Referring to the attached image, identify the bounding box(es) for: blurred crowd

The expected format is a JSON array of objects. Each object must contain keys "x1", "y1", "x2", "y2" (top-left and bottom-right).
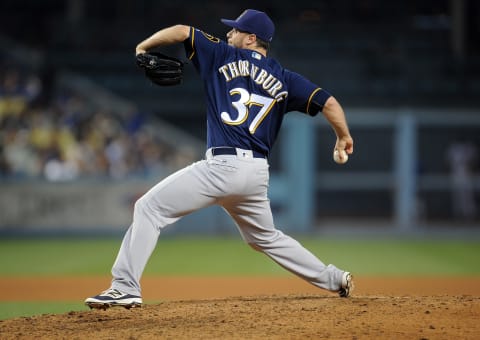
[{"x1": 0, "y1": 63, "x2": 196, "y2": 181}]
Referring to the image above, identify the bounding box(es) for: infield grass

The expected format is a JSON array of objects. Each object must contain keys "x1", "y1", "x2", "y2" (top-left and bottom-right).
[
  {"x1": 0, "y1": 302, "x2": 82, "y2": 320},
  {"x1": 0, "y1": 236, "x2": 479, "y2": 276}
]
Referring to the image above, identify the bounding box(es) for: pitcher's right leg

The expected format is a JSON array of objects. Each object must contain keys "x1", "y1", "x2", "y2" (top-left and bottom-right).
[{"x1": 226, "y1": 199, "x2": 350, "y2": 294}]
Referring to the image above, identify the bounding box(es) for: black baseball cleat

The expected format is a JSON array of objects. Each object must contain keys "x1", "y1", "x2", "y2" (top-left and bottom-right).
[
  {"x1": 85, "y1": 288, "x2": 142, "y2": 310},
  {"x1": 338, "y1": 272, "x2": 354, "y2": 298}
]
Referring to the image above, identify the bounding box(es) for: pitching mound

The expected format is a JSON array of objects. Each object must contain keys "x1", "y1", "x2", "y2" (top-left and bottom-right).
[
  {"x1": 0, "y1": 277, "x2": 479, "y2": 339},
  {"x1": 0, "y1": 294, "x2": 479, "y2": 339}
]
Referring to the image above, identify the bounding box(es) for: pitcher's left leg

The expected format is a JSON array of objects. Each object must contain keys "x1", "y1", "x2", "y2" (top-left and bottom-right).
[{"x1": 110, "y1": 160, "x2": 217, "y2": 295}]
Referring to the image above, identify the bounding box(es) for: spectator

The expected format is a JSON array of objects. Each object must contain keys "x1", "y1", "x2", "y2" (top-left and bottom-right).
[
  {"x1": 0, "y1": 64, "x2": 196, "y2": 181},
  {"x1": 0, "y1": 68, "x2": 30, "y2": 119}
]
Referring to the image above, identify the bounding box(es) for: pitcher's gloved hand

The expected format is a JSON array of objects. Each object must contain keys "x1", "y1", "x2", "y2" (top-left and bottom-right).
[{"x1": 136, "y1": 52, "x2": 184, "y2": 86}]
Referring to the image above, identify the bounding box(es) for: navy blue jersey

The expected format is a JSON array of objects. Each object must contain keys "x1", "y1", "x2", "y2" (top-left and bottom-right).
[{"x1": 184, "y1": 27, "x2": 331, "y2": 157}]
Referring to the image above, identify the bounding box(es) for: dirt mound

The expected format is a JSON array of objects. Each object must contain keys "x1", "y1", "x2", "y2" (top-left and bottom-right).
[
  {"x1": 1, "y1": 294, "x2": 479, "y2": 339},
  {"x1": 1, "y1": 277, "x2": 480, "y2": 339}
]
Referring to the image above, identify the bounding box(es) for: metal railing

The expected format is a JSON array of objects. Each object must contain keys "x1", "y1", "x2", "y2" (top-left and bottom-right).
[{"x1": 270, "y1": 108, "x2": 480, "y2": 232}]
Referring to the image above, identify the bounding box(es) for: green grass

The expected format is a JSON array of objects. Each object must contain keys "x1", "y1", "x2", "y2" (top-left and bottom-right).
[
  {"x1": 0, "y1": 237, "x2": 479, "y2": 276},
  {"x1": 1, "y1": 236, "x2": 479, "y2": 320},
  {"x1": 0, "y1": 302, "x2": 83, "y2": 320}
]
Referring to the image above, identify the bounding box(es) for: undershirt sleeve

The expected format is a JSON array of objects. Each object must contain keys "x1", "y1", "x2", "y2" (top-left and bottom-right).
[
  {"x1": 305, "y1": 87, "x2": 332, "y2": 116},
  {"x1": 284, "y1": 70, "x2": 332, "y2": 116}
]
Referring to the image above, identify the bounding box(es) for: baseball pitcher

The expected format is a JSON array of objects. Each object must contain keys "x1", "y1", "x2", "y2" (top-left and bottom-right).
[{"x1": 86, "y1": 9, "x2": 354, "y2": 309}]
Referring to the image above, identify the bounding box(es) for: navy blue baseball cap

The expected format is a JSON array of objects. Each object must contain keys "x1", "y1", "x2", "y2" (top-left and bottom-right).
[{"x1": 221, "y1": 9, "x2": 275, "y2": 42}]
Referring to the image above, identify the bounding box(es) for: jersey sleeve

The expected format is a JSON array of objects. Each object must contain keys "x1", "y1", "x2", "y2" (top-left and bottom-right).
[
  {"x1": 183, "y1": 27, "x2": 229, "y2": 77},
  {"x1": 284, "y1": 70, "x2": 332, "y2": 116}
]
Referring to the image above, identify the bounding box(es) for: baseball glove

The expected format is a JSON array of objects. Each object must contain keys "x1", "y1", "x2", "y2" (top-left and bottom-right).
[{"x1": 136, "y1": 52, "x2": 184, "y2": 86}]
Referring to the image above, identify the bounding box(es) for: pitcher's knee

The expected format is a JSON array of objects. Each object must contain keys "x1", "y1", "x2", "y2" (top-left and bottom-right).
[
  {"x1": 133, "y1": 195, "x2": 177, "y2": 230},
  {"x1": 245, "y1": 230, "x2": 285, "y2": 251},
  {"x1": 133, "y1": 195, "x2": 160, "y2": 226},
  {"x1": 133, "y1": 196, "x2": 150, "y2": 216},
  {"x1": 247, "y1": 236, "x2": 279, "y2": 252}
]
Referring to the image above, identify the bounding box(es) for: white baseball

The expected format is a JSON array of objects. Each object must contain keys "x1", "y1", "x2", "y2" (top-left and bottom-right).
[{"x1": 333, "y1": 149, "x2": 349, "y2": 164}]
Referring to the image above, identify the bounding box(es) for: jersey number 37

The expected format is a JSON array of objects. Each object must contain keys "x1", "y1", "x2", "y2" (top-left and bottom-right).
[{"x1": 221, "y1": 87, "x2": 276, "y2": 134}]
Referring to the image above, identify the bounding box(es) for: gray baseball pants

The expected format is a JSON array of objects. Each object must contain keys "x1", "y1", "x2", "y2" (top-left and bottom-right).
[{"x1": 110, "y1": 148, "x2": 345, "y2": 296}]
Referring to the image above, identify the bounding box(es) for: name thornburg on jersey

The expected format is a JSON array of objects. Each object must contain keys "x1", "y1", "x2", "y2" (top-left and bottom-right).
[{"x1": 218, "y1": 60, "x2": 288, "y2": 102}]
